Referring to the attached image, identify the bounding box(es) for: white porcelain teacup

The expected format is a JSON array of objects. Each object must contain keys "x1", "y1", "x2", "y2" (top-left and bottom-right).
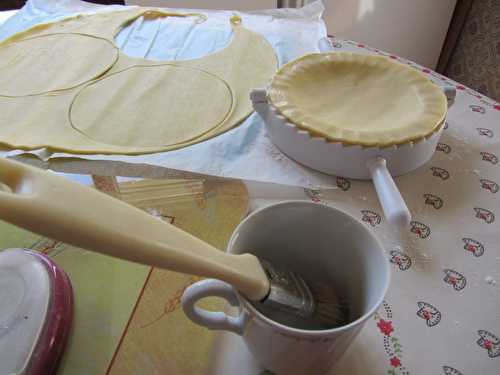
[{"x1": 182, "y1": 201, "x2": 390, "y2": 375}]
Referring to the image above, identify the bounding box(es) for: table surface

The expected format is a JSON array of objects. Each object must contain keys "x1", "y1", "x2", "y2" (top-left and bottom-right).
[{"x1": 1, "y1": 7, "x2": 499, "y2": 375}]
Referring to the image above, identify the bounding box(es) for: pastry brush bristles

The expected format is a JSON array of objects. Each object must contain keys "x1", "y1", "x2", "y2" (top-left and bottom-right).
[
  {"x1": 258, "y1": 258, "x2": 348, "y2": 330},
  {"x1": 309, "y1": 281, "x2": 348, "y2": 329}
]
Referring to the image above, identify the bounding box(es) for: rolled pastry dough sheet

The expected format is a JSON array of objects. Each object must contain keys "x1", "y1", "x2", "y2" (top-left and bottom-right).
[
  {"x1": 0, "y1": 33, "x2": 118, "y2": 97},
  {"x1": 69, "y1": 64, "x2": 233, "y2": 148},
  {"x1": 268, "y1": 53, "x2": 447, "y2": 147},
  {"x1": 0, "y1": 9, "x2": 277, "y2": 154}
]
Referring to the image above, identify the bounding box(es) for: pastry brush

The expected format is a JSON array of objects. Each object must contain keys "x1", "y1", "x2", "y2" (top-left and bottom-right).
[{"x1": 0, "y1": 158, "x2": 343, "y2": 329}]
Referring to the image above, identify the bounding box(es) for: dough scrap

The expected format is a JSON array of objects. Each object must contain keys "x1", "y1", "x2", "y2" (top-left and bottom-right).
[
  {"x1": 0, "y1": 33, "x2": 118, "y2": 97},
  {"x1": 0, "y1": 9, "x2": 277, "y2": 154}
]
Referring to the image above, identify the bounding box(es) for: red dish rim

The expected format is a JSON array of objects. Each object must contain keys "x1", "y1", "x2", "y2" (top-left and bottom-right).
[{"x1": 24, "y1": 250, "x2": 73, "y2": 375}]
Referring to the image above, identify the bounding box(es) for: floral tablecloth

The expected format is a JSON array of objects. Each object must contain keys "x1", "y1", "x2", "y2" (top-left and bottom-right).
[
  {"x1": 324, "y1": 36, "x2": 499, "y2": 375},
  {"x1": 222, "y1": 37, "x2": 500, "y2": 375}
]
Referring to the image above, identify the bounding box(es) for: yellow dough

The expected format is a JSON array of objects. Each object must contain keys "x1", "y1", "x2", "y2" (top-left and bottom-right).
[
  {"x1": 268, "y1": 52, "x2": 447, "y2": 147},
  {"x1": 70, "y1": 65, "x2": 232, "y2": 148},
  {"x1": 0, "y1": 9, "x2": 277, "y2": 154},
  {"x1": 0, "y1": 34, "x2": 118, "y2": 97}
]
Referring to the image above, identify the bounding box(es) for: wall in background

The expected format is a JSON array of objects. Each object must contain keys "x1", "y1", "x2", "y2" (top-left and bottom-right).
[
  {"x1": 125, "y1": 0, "x2": 276, "y2": 11},
  {"x1": 5, "y1": 0, "x2": 455, "y2": 69},
  {"x1": 128, "y1": 0, "x2": 455, "y2": 69},
  {"x1": 313, "y1": 0, "x2": 456, "y2": 69}
]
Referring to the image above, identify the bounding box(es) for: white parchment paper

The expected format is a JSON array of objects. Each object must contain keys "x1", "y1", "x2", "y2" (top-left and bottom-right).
[{"x1": 0, "y1": 0, "x2": 338, "y2": 188}]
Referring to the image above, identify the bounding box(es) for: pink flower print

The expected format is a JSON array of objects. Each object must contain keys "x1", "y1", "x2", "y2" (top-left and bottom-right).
[
  {"x1": 480, "y1": 152, "x2": 498, "y2": 164},
  {"x1": 410, "y1": 221, "x2": 431, "y2": 239},
  {"x1": 474, "y1": 207, "x2": 495, "y2": 224},
  {"x1": 390, "y1": 250, "x2": 411, "y2": 271},
  {"x1": 417, "y1": 302, "x2": 441, "y2": 327},
  {"x1": 361, "y1": 210, "x2": 381, "y2": 227},
  {"x1": 377, "y1": 319, "x2": 394, "y2": 336},
  {"x1": 484, "y1": 340, "x2": 492, "y2": 349},
  {"x1": 443, "y1": 269, "x2": 467, "y2": 291},
  {"x1": 480, "y1": 179, "x2": 499, "y2": 193},
  {"x1": 390, "y1": 357, "x2": 401, "y2": 368},
  {"x1": 462, "y1": 238, "x2": 484, "y2": 257},
  {"x1": 477, "y1": 330, "x2": 500, "y2": 358}
]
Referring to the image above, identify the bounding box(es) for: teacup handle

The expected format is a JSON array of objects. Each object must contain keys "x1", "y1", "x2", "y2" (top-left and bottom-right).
[{"x1": 181, "y1": 279, "x2": 248, "y2": 335}]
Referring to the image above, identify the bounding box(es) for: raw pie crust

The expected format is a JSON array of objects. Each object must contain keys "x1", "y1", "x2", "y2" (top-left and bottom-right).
[{"x1": 268, "y1": 52, "x2": 447, "y2": 147}]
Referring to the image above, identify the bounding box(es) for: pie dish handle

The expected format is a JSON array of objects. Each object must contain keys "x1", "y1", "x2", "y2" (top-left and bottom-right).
[{"x1": 366, "y1": 157, "x2": 411, "y2": 228}]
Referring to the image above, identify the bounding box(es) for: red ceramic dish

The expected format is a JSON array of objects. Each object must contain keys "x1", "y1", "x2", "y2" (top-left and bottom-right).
[
  {"x1": 0, "y1": 248, "x2": 73, "y2": 375},
  {"x1": 26, "y1": 250, "x2": 73, "y2": 375}
]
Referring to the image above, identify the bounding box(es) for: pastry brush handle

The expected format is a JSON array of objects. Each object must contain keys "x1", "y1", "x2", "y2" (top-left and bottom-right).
[{"x1": 0, "y1": 158, "x2": 269, "y2": 301}]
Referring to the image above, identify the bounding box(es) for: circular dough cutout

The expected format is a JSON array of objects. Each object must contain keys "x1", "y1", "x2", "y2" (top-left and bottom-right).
[
  {"x1": 70, "y1": 64, "x2": 233, "y2": 148},
  {"x1": 269, "y1": 53, "x2": 447, "y2": 146},
  {"x1": 0, "y1": 33, "x2": 118, "y2": 97}
]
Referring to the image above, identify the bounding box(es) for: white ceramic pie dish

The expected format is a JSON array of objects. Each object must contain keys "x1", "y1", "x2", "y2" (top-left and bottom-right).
[{"x1": 251, "y1": 82, "x2": 455, "y2": 227}]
